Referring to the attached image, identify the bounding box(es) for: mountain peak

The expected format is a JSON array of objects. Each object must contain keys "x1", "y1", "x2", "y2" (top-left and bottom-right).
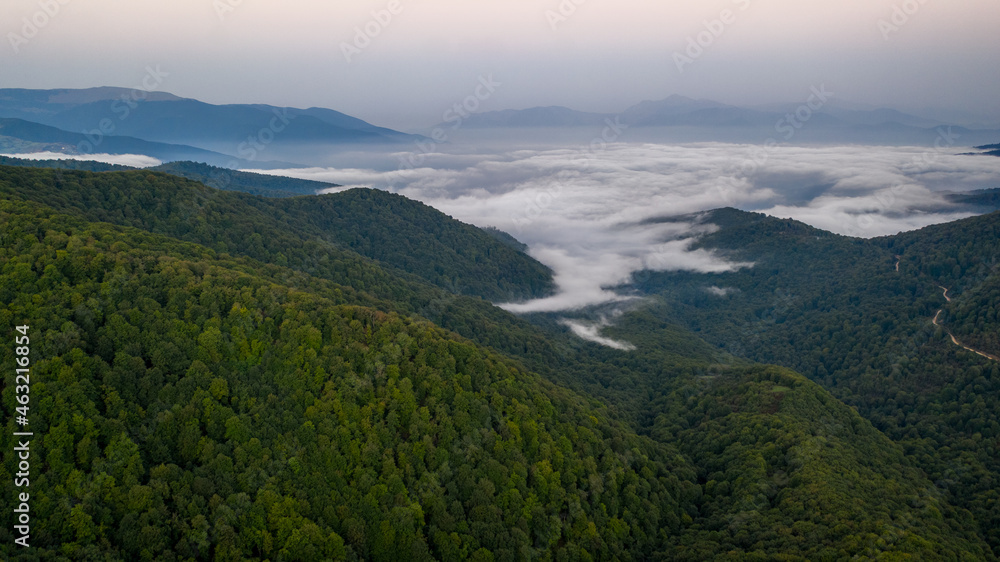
[{"x1": 0, "y1": 86, "x2": 186, "y2": 105}]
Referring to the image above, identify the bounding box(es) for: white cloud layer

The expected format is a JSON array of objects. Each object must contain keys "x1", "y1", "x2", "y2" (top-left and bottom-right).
[
  {"x1": 707, "y1": 286, "x2": 738, "y2": 297},
  {"x1": 246, "y1": 143, "x2": 1000, "y2": 321},
  {"x1": 559, "y1": 318, "x2": 636, "y2": 352},
  {"x1": 2, "y1": 152, "x2": 162, "y2": 168}
]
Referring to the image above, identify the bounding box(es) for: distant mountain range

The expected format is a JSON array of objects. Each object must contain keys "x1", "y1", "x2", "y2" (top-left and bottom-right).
[
  {"x1": 436, "y1": 94, "x2": 1000, "y2": 146},
  {"x1": 0, "y1": 117, "x2": 245, "y2": 167},
  {"x1": 0, "y1": 87, "x2": 425, "y2": 165},
  {"x1": 446, "y1": 106, "x2": 612, "y2": 128},
  {"x1": 4, "y1": 87, "x2": 999, "y2": 168}
]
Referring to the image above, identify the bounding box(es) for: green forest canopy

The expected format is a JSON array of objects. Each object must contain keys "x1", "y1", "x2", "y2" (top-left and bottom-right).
[{"x1": 0, "y1": 165, "x2": 997, "y2": 559}]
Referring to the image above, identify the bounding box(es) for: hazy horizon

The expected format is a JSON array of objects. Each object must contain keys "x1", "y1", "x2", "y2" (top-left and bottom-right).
[
  {"x1": 4, "y1": 0, "x2": 999, "y2": 131},
  {"x1": 5, "y1": 0, "x2": 1000, "y2": 317}
]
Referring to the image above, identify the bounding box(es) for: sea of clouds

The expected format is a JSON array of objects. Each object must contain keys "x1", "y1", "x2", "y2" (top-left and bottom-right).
[
  {"x1": 1, "y1": 152, "x2": 162, "y2": 168},
  {"x1": 248, "y1": 142, "x2": 1000, "y2": 325}
]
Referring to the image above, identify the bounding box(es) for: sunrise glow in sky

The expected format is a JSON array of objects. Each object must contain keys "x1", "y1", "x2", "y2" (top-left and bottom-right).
[{"x1": 3, "y1": 0, "x2": 999, "y2": 129}]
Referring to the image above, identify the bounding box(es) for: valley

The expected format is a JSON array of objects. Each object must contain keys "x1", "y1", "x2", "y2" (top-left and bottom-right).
[
  {"x1": 1, "y1": 162, "x2": 999, "y2": 559},
  {"x1": 932, "y1": 302, "x2": 1000, "y2": 363},
  {"x1": 4, "y1": 1, "x2": 999, "y2": 558}
]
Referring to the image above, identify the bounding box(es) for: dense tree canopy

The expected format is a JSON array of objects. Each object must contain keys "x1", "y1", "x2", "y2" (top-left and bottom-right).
[
  {"x1": 628, "y1": 207, "x2": 1000, "y2": 556},
  {"x1": 1, "y1": 166, "x2": 996, "y2": 559}
]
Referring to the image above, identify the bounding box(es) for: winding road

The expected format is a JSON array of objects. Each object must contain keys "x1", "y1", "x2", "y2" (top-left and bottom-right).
[
  {"x1": 893, "y1": 255, "x2": 998, "y2": 361},
  {"x1": 931, "y1": 286, "x2": 999, "y2": 362},
  {"x1": 939, "y1": 286, "x2": 951, "y2": 302}
]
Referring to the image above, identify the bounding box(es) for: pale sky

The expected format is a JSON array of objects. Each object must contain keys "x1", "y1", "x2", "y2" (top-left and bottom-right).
[{"x1": 3, "y1": 0, "x2": 999, "y2": 130}]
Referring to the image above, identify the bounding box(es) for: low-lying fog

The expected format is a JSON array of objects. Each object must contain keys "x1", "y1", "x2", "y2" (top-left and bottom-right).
[{"x1": 249, "y1": 138, "x2": 1000, "y2": 322}]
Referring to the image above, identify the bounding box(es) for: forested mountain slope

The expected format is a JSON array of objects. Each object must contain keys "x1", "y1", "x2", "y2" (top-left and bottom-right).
[
  {"x1": 0, "y1": 198, "x2": 987, "y2": 560},
  {"x1": 629, "y1": 207, "x2": 1000, "y2": 555},
  {"x1": 0, "y1": 199, "x2": 698, "y2": 560},
  {"x1": 148, "y1": 161, "x2": 339, "y2": 198},
  {"x1": 0, "y1": 167, "x2": 994, "y2": 559},
  {"x1": 275, "y1": 189, "x2": 555, "y2": 302},
  {"x1": 0, "y1": 155, "x2": 133, "y2": 172},
  {"x1": 0, "y1": 166, "x2": 554, "y2": 303},
  {"x1": 0, "y1": 157, "x2": 336, "y2": 198}
]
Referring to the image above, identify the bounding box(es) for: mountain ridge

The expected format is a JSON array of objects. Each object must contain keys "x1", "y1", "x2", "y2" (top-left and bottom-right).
[
  {"x1": 0, "y1": 117, "x2": 251, "y2": 167},
  {"x1": 431, "y1": 94, "x2": 1000, "y2": 145},
  {"x1": 620, "y1": 206, "x2": 1000, "y2": 556},
  {"x1": 0, "y1": 87, "x2": 426, "y2": 165},
  {"x1": 0, "y1": 164, "x2": 994, "y2": 559}
]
